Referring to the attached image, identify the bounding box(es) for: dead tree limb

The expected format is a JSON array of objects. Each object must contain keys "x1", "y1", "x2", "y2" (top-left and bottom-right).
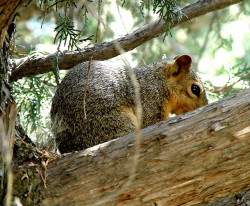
[
  {"x1": 42, "y1": 89, "x2": 250, "y2": 206},
  {"x1": 10, "y1": 0, "x2": 243, "y2": 82}
]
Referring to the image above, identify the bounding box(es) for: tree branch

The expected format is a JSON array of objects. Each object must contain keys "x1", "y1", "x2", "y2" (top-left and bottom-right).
[
  {"x1": 42, "y1": 89, "x2": 250, "y2": 206},
  {"x1": 10, "y1": 0, "x2": 242, "y2": 82}
]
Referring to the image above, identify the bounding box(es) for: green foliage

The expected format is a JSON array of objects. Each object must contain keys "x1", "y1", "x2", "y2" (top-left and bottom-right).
[
  {"x1": 221, "y1": 63, "x2": 249, "y2": 95},
  {"x1": 12, "y1": 73, "x2": 56, "y2": 146},
  {"x1": 38, "y1": 0, "x2": 93, "y2": 51},
  {"x1": 206, "y1": 62, "x2": 250, "y2": 102},
  {"x1": 141, "y1": 0, "x2": 186, "y2": 37}
]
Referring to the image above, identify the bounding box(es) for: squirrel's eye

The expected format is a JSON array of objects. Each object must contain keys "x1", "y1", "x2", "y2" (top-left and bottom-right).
[{"x1": 191, "y1": 84, "x2": 200, "y2": 98}]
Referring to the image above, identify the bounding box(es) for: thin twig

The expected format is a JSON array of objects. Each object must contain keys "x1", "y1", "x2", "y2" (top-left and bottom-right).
[
  {"x1": 37, "y1": 158, "x2": 49, "y2": 189},
  {"x1": 116, "y1": 0, "x2": 128, "y2": 33},
  {"x1": 0, "y1": 103, "x2": 18, "y2": 206},
  {"x1": 208, "y1": 72, "x2": 250, "y2": 94},
  {"x1": 83, "y1": 0, "x2": 102, "y2": 119},
  {"x1": 84, "y1": 2, "x2": 143, "y2": 205},
  {"x1": 41, "y1": 6, "x2": 48, "y2": 29},
  {"x1": 115, "y1": 0, "x2": 147, "y2": 66},
  {"x1": 196, "y1": 13, "x2": 216, "y2": 66}
]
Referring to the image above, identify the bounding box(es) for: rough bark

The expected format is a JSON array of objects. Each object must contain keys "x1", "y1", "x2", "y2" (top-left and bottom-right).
[
  {"x1": 0, "y1": 0, "x2": 30, "y2": 113},
  {"x1": 10, "y1": 0, "x2": 243, "y2": 82},
  {"x1": 0, "y1": 0, "x2": 31, "y2": 138},
  {"x1": 41, "y1": 88, "x2": 250, "y2": 206},
  {"x1": 0, "y1": 0, "x2": 33, "y2": 205}
]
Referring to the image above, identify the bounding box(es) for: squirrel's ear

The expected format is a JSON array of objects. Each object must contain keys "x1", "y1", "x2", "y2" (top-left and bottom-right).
[{"x1": 171, "y1": 55, "x2": 192, "y2": 76}]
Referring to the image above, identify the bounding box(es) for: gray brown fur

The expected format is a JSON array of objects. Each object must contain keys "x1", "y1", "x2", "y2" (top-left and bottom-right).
[{"x1": 51, "y1": 55, "x2": 208, "y2": 153}]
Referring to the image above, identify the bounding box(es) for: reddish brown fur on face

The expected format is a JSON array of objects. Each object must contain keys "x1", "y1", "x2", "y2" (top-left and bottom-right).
[{"x1": 163, "y1": 55, "x2": 208, "y2": 119}]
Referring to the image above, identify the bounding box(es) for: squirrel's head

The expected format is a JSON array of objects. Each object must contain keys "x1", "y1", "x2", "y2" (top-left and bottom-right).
[{"x1": 163, "y1": 54, "x2": 208, "y2": 119}]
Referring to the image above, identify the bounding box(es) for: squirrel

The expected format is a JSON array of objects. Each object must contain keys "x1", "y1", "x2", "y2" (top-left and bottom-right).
[{"x1": 50, "y1": 55, "x2": 208, "y2": 153}]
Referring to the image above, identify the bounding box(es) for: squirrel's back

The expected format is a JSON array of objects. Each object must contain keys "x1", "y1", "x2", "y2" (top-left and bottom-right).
[{"x1": 51, "y1": 55, "x2": 208, "y2": 153}]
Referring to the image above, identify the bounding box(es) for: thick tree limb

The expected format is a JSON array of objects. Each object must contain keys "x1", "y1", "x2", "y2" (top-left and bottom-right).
[
  {"x1": 10, "y1": 0, "x2": 243, "y2": 82},
  {"x1": 42, "y1": 89, "x2": 250, "y2": 206}
]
